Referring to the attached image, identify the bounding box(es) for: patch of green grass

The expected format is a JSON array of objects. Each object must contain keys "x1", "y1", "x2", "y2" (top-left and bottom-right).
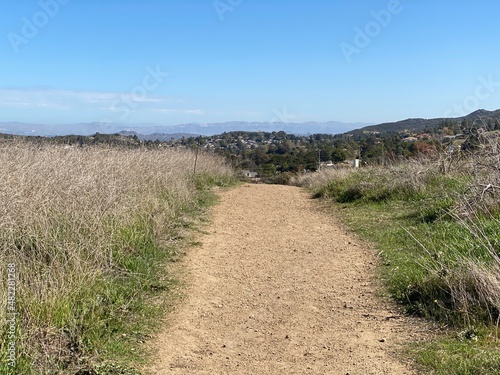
[
  {"x1": 191, "y1": 172, "x2": 239, "y2": 191},
  {"x1": 409, "y1": 329, "x2": 500, "y2": 375},
  {"x1": 189, "y1": 172, "x2": 239, "y2": 210},
  {"x1": 1, "y1": 218, "x2": 178, "y2": 374},
  {"x1": 320, "y1": 168, "x2": 466, "y2": 204},
  {"x1": 336, "y1": 198, "x2": 500, "y2": 322}
]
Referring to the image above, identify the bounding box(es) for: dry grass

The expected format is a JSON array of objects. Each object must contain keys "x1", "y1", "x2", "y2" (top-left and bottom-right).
[
  {"x1": 292, "y1": 157, "x2": 445, "y2": 192},
  {"x1": 0, "y1": 141, "x2": 234, "y2": 373},
  {"x1": 290, "y1": 168, "x2": 352, "y2": 190},
  {"x1": 455, "y1": 134, "x2": 500, "y2": 216},
  {"x1": 443, "y1": 136, "x2": 500, "y2": 325}
]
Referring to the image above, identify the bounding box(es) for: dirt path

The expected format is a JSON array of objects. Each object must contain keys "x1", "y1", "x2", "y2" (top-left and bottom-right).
[{"x1": 148, "y1": 184, "x2": 427, "y2": 374}]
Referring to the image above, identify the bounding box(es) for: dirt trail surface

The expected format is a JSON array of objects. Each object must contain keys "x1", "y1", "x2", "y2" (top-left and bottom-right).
[{"x1": 148, "y1": 184, "x2": 427, "y2": 374}]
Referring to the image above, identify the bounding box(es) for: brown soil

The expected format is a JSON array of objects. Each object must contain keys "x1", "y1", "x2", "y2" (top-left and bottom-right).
[{"x1": 147, "y1": 184, "x2": 429, "y2": 374}]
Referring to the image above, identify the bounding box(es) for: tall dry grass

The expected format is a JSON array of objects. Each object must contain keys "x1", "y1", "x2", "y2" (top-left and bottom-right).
[
  {"x1": 0, "y1": 141, "x2": 234, "y2": 373},
  {"x1": 439, "y1": 134, "x2": 500, "y2": 325}
]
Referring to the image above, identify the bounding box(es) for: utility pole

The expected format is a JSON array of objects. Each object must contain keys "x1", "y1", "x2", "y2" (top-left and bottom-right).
[
  {"x1": 193, "y1": 142, "x2": 199, "y2": 174},
  {"x1": 381, "y1": 142, "x2": 385, "y2": 166},
  {"x1": 318, "y1": 149, "x2": 321, "y2": 171},
  {"x1": 354, "y1": 146, "x2": 361, "y2": 168}
]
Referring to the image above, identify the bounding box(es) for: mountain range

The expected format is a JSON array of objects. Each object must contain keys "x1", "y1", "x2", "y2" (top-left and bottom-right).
[
  {"x1": 0, "y1": 120, "x2": 371, "y2": 138},
  {"x1": 2, "y1": 109, "x2": 500, "y2": 139}
]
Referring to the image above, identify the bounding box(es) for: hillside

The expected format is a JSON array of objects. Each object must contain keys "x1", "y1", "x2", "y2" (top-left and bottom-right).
[{"x1": 349, "y1": 109, "x2": 500, "y2": 134}]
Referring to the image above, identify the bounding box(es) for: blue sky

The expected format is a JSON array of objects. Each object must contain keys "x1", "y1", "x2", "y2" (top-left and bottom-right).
[{"x1": 1, "y1": 0, "x2": 500, "y2": 127}]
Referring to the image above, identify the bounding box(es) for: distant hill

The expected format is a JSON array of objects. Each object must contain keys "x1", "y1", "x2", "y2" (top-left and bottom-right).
[
  {"x1": 349, "y1": 109, "x2": 500, "y2": 134},
  {"x1": 0, "y1": 120, "x2": 371, "y2": 138},
  {"x1": 118, "y1": 131, "x2": 196, "y2": 141}
]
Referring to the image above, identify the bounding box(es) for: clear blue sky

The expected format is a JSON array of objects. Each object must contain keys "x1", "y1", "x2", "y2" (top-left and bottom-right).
[{"x1": 1, "y1": 0, "x2": 500, "y2": 126}]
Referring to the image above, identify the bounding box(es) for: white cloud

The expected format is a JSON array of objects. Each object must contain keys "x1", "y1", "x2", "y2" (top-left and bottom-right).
[
  {"x1": 0, "y1": 88, "x2": 173, "y2": 109},
  {"x1": 0, "y1": 88, "x2": 207, "y2": 123}
]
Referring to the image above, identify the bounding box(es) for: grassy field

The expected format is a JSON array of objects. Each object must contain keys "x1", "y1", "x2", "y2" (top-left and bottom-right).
[
  {"x1": 292, "y1": 140, "x2": 500, "y2": 374},
  {"x1": 0, "y1": 141, "x2": 236, "y2": 374}
]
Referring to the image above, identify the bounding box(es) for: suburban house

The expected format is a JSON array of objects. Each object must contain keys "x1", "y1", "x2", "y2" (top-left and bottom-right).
[{"x1": 241, "y1": 170, "x2": 259, "y2": 178}]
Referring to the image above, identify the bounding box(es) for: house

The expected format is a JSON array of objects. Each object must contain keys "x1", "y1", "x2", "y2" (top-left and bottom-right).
[
  {"x1": 403, "y1": 137, "x2": 418, "y2": 143},
  {"x1": 241, "y1": 170, "x2": 259, "y2": 178},
  {"x1": 320, "y1": 161, "x2": 336, "y2": 168}
]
